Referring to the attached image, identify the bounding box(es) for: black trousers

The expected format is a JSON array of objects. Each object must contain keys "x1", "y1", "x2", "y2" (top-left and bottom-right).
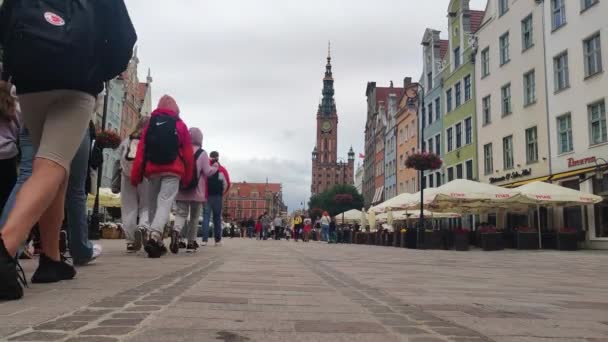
[{"x1": 0, "y1": 157, "x2": 18, "y2": 214}]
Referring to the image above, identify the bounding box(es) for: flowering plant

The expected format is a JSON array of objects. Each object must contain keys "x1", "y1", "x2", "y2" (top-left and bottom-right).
[
  {"x1": 516, "y1": 226, "x2": 536, "y2": 233},
  {"x1": 96, "y1": 130, "x2": 121, "y2": 149},
  {"x1": 454, "y1": 227, "x2": 470, "y2": 235},
  {"x1": 559, "y1": 227, "x2": 577, "y2": 234},
  {"x1": 479, "y1": 225, "x2": 498, "y2": 234},
  {"x1": 405, "y1": 152, "x2": 443, "y2": 171}
]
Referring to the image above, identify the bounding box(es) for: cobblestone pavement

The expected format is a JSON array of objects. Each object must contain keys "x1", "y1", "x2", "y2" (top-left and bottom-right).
[{"x1": 2, "y1": 239, "x2": 608, "y2": 342}]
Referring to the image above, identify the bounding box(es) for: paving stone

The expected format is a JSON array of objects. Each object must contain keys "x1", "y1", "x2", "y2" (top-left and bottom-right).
[
  {"x1": 450, "y1": 338, "x2": 486, "y2": 342},
  {"x1": 133, "y1": 300, "x2": 172, "y2": 306},
  {"x1": 294, "y1": 320, "x2": 386, "y2": 333},
  {"x1": 409, "y1": 337, "x2": 448, "y2": 342},
  {"x1": 180, "y1": 296, "x2": 249, "y2": 304},
  {"x1": 431, "y1": 327, "x2": 481, "y2": 337},
  {"x1": 98, "y1": 318, "x2": 144, "y2": 326},
  {"x1": 79, "y1": 327, "x2": 136, "y2": 336},
  {"x1": 65, "y1": 337, "x2": 118, "y2": 342},
  {"x1": 365, "y1": 305, "x2": 395, "y2": 313},
  {"x1": 33, "y1": 319, "x2": 90, "y2": 331},
  {"x1": 8, "y1": 331, "x2": 67, "y2": 341},
  {"x1": 378, "y1": 318, "x2": 417, "y2": 326},
  {"x1": 391, "y1": 326, "x2": 428, "y2": 335},
  {"x1": 124, "y1": 305, "x2": 162, "y2": 312},
  {"x1": 72, "y1": 309, "x2": 113, "y2": 316},
  {"x1": 111, "y1": 313, "x2": 150, "y2": 319},
  {"x1": 408, "y1": 312, "x2": 442, "y2": 322}
]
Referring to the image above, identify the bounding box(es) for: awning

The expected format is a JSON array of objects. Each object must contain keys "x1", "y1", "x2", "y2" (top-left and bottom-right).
[
  {"x1": 549, "y1": 166, "x2": 596, "y2": 182},
  {"x1": 504, "y1": 175, "x2": 551, "y2": 188},
  {"x1": 372, "y1": 187, "x2": 384, "y2": 204}
]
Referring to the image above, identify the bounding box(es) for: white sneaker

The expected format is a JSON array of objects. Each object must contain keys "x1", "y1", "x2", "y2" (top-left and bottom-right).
[
  {"x1": 75, "y1": 244, "x2": 102, "y2": 266},
  {"x1": 201, "y1": 241, "x2": 208, "y2": 246},
  {"x1": 215, "y1": 241, "x2": 223, "y2": 247}
]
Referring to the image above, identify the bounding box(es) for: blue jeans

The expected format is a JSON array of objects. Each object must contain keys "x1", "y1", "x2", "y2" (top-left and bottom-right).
[
  {"x1": 321, "y1": 224, "x2": 329, "y2": 242},
  {"x1": 202, "y1": 195, "x2": 223, "y2": 242},
  {"x1": 65, "y1": 133, "x2": 93, "y2": 262},
  {"x1": 247, "y1": 226, "x2": 254, "y2": 238},
  {"x1": 0, "y1": 129, "x2": 35, "y2": 257}
]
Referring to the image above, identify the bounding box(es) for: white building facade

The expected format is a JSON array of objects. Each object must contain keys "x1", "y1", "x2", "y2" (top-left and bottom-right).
[{"x1": 544, "y1": 0, "x2": 608, "y2": 248}]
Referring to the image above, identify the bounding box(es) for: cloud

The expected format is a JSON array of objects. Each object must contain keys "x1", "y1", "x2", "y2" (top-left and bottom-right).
[{"x1": 124, "y1": 0, "x2": 487, "y2": 211}]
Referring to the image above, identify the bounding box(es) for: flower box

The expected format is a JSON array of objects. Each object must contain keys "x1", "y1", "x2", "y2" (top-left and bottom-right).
[
  {"x1": 420, "y1": 230, "x2": 441, "y2": 249},
  {"x1": 393, "y1": 230, "x2": 400, "y2": 247},
  {"x1": 368, "y1": 232, "x2": 376, "y2": 245},
  {"x1": 481, "y1": 232, "x2": 503, "y2": 251},
  {"x1": 400, "y1": 230, "x2": 407, "y2": 248},
  {"x1": 517, "y1": 231, "x2": 539, "y2": 250},
  {"x1": 453, "y1": 229, "x2": 470, "y2": 251},
  {"x1": 557, "y1": 232, "x2": 578, "y2": 251}
]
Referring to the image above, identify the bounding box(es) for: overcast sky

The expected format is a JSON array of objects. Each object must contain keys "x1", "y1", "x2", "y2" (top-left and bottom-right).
[{"x1": 124, "y1": 0, "x2": 486, "y2": 212}]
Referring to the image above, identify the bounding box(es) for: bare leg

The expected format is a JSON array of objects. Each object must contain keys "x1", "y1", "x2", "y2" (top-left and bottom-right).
[{"x1": 1, "y1": 158, "x2": 66, "y2": 256}]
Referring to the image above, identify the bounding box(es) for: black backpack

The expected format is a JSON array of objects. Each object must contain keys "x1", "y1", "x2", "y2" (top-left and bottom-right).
[
  {"x1": 0, "y1": 0, "x2": 136, "y2": 87},
  {"x1": 145, "y1": 114, "x2": 179, "y2": 165},
  {"x1": 181, "y1": 148, "x2": 205, "y2": 191}
]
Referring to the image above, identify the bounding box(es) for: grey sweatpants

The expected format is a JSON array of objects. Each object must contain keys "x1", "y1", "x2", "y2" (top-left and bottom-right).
[
  {"x1": 147, "y1": 176, "x2": 179, "y2": 236},
  {"x1": 173, "y1": 200, "x2": 202, "y2": 243},
  {"x1": 121, "y1": 175, "x2": 150, "y2": 242}
]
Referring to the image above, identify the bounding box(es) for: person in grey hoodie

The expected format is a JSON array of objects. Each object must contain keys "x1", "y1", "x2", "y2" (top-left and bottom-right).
[{"x1": 169, "y1": 128, "x2": 217, "y2": 254}]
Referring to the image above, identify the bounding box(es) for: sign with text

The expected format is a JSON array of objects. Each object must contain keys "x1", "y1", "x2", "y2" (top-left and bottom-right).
[{"x1": 489, "y1": 168, "x2": 532, "y2": 184}]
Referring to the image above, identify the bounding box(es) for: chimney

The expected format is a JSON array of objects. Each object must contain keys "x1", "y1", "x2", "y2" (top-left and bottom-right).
[{"x1": 404, "y1": 77, "x2": 412, "y2": 88}]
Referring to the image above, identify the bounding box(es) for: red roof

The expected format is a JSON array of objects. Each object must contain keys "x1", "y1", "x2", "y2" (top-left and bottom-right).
[
  {"x1": 439, "y1": 40, "x2": 449, "y2": 59},
  {"x1": 230, "y1": 182, "x2": 282, "y2": 198},
  {"x1": 469, "y1": 10, "x2": 485, "y2": 33},
  {"x1": 375, "y1": 86, "x2": 404, "y2": 107}
]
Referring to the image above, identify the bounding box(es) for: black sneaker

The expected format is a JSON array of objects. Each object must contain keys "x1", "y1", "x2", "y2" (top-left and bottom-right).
[
  {"x1": 186, "y1": 241, "x2": 199, "y2": 252},
  {"x1": 169, "y1": 230, "x2": 179, "y2": 254},
  {"x1": 32, "y1": 254, "x2": 76, "y2": 283},
  {"x1": 126, "y1": 243, "x2": 138, "y2": 253},
  {"x1": 178, "y1": 240, "x2": 187, "y2": 249},
  {"x1": 144, "y1": 238, "x2": 165, "y2": 258},
  {"x1": 0, "y1": 237, "x2": 24, "y2": 301}
]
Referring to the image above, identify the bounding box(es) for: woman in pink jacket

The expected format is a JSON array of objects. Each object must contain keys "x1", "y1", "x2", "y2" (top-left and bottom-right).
[{"x1": 169, "y1": 128, "x2": 218, "y2": 254}]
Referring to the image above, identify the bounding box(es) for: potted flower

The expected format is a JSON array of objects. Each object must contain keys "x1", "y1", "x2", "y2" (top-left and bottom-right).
[
  {"x1": 516, "y1": 226, "x2": 538, "y2": 250},
  {"x1": 405, "y1": 152, "x2": 443, "y2": 171},
  {"x1": 400, "y1": 228, "x2": 407, "y2": 248},
  {"x1": 421, "y1": 229, "x2": 441, "y2": 249},
  {"x1": 557, "y1": 227, "x2": 578, "y2": 251},
  {"x1": 454, "y1": 228, "x2": 470, "y2": 251},
  {"x1": 480, "y1": 225, "x2": 503, "y2": 251},
  {"x1": 95, "y1": 130, "x2": 121, "y2": 149}
]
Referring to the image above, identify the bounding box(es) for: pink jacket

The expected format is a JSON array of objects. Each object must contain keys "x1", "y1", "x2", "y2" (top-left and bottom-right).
[{"x1": 175, "y1": 147, "x2": 218, "y2": 202}]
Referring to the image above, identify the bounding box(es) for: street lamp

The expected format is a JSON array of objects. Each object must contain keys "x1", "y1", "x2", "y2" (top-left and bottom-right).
[{"x1": 405, "y1": 82, "x2": 425, "y2": 248}]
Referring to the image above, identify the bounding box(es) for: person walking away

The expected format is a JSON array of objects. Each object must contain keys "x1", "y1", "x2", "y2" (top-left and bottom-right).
[
  {"x1": 0, "y1": 0, "x2": 136, "y2": 300},
  {"x1": 255, "y1": 219, "x2": 262, "y2": 240},
  {"x1": 0, "y1": 82, "x2": 18, "y2": 213},
  {"x1": 320, "y1": 212, "x2": 331, "y2": 242},
  {"x1": 202, "y1": 151, "x2": 230, "y2": 247},
  {"x1": 303, "y1": 218, "x2": 312, "y2": 242},
  {"x1": 114, "y1": 118, "x2": 150, "y2": 253},
  {"x1": 273, "y1": 216, "x2": 283, "y2": 240},
  {"x1": 261, "y1": 212, "x2": 271, "y2": 241},
  {"x1": 131, "y1": 95, "x2": 194, "y2": 258},
  {"x1": 167, "y1": 128, "x2": 217, "y2": 254},
  {"x1": 292, "y1": 214, "x2": 302, "y2": 242},
  {"x1": 247, "y1": 217, "x2": 255, "y2": 238},
  {"x1": 329, "y1": 217, "x2": 337, "y2": 244}
]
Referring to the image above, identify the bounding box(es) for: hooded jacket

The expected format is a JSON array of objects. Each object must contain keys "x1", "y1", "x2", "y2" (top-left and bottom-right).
[
  {"x1": 175, "y1": 128, "x2": 218, "y2": 203},
  {"x1": 131, "y1": 96, "x2": 194, "y2": 187},
  {"x1": 207, "y1": 163, "x2": 231, "y2": 196}
]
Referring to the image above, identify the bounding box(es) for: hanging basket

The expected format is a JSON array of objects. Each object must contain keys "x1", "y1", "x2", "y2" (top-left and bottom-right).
[
  {"x1": 96, "y1": 130, "x2": 121, "y2": 149},
  {"x1": 405, "y1": 152, "x2": 443, "y2": 171}
]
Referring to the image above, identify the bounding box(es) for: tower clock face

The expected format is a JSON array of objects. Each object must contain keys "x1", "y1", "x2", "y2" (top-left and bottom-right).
[{"x1": 321, "y1": 120, "x2": 332, "y2": 133}]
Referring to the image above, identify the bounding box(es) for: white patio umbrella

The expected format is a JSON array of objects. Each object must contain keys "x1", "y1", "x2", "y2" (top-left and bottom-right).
[
  {"x1": 368, "y1": 210, "x2": 377, "y2": 232},
  {"x1": 371, "y1": 192, "x2": 417, "y2": 213},
  {"x1": 335, "y1": 209, "x2": 362, "y2": 225},
  {"x1": 386, "y1": 209, "x2": 394, "y2": 231},
  {"x1": 377, "y1": 210, "x2": 461, "y2": 222},
  {"x1": 510, "y1": 181, "x2": 603, "y2": 248}
]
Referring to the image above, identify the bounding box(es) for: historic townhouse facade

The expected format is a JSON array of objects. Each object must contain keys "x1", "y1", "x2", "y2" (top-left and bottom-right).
[
  {"x1": 396, "y1": 77, "x2": 419, "y2": 195},
  {"x1": 420, "y1": 29, "x2": 449, "y2": 189},
  {"x1": 475, "y1": 0, "x2": 550, "y2": 189},
  {"x1": 440, "y1": 0, "x2": 484, "y2": 186},
  {"x1": 384, "y1": 91, "x2": 399, "y2": 200},
  {"x1": 543, "y1": 0, "x2": 607, "y2": 248}
]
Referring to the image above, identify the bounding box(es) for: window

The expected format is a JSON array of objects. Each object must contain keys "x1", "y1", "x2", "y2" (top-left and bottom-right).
[
  {"x1": 499, "y1": 32, "x2": 510, "y2": 65},
  {"x1": 551, "y1": 0, "x2": 566, "y2": 30},
  {"x1": 435, "y1": 134, "x2": 441, "y2": 156},
  {"x1": 429, "y1": 174, "x2": 434, "y2": 188},
  {"x1": 482, "y1": 95, "x2": 491, "y2": 125},
  {"x1": 454, "y1": 47, "x2": 461, "y2": 68},
  {"x1": 422, "y1": 140, "x2": 426, "y2": 152},
  {"x1": 427, "y1": 138, "x2": 433, "y2": 153},
  {"x1": 582, "y1": 0, "x2": 598, "y2": 11},
  {"x1": 428, "y1": 103, "x2": 433, "y2": 124},
  {"x1": 589, "y1": 100, "x2": 607, "y2": 145},
  {"x1": 447, "y1": 127, "x2": 453, "y2": 152},
  {"x1": 522, "y1": 15, "x2": 533, "y2": 50},
  {"x1": 446, "y1": 89, "x2": 453, "y2": 113},
  {"x1": 584, "y1": 33, "x2": 603, "y2": 77},
  {"x1": 427, "y1": 72, "x2": 433, "y2": 90},
  {"x1": 524, "y1": 70, "x2": 536, "y2": 105},
  {"x1": 436, "y1": 172, "x2": 442, "y2": 186},
  {"x1": 481, "y1": 48, "x2": 490, "y2": 77},
  {"x1": 501, "y1": 83, "x2": 512, "y2": 116},
  {"x1": 554, "y1": 52, "x2": 570, "y2": 91},
  {"x1": 464, "y1": 75, "x2": 471, "y2": 102},
  {"x1": 503, "y1": 135, "x2": 514, "y2": 169},
  {"x1": 435, "y1": 98, "x2": 441, "y2": 121},
  {"x1": 484, "y1": 143, "x2": 493, "y2": 175},
  {"x1": 405, "y1": 125, "x2": 409, "y2": 141},
  {"x1": 456, "y1": 164, "x2": 463, "y2": 179},
  {"x1": 448, "y1": 167, "x2": 454, "y2": 182},
  {"x1": 526, "y1": 126, "x2": 538, "y2": 163},
  {"x1": 455, "y1": 82, "x2": 462, "y2": 107},
  {"x1": 465, "y1": 117, "x2": 472, "y2": 144},
  {"x1": 421, "y1": 107, "x2": 426, "y2": 128},
  {"x1": 466, "y1": 160, "x2": 473, "y2": 180},
  {"x1": 557, "y1": 114, "x2": 573, "y2": 154},
  {"x1": 499, "y1": 0, "x2": 509, "y2": 15},
  {"x1": 455, "y1": 122, "x2": 463, "y2": 149}
]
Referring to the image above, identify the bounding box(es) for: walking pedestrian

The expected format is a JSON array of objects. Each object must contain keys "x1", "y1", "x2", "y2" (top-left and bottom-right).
[
  {"x1": 273, "y1": 215, "x2": 283, "y2": 240},
  {"x1": 303, "y1": 218, "x2": 312, "y2": 242},
  {"x1": 114, "y1": 118, "x2": 150, "y2": 253},
  {"x1": 261, "y1": 212, "x2": 271, "y2": 240},
  {"x1": 328, "y1": 217, "x2": 337, "y2": 244},
  {"x1": 131, "y1": 95, "x2": 194, "y2": 258},
  {"x1": 292, "y1": 214, "x2": 303, "y2": 242},
  {"x1": 320, "y1": 212, "x2": 331, "y2": 242},
  {"x1": 168, "y1": 128, "x2": 217, "y2": 254},
  {"x1": 247, "y1": 217, "x2": 255, "y2": 238},
  {"x1": 201, "y1": 151, "x2": 230, "y2": 247},
  {"x1": 0, "y1": 0, "x2": 136, "y2": 300},
  {"x1": 255, "y1": 219, "x2": 262, "y2": 240}
]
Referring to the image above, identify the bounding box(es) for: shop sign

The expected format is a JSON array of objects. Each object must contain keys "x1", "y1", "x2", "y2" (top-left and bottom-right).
[
  {"x1": 567, "y1": 156, "x2": 596, "y2": 168},
  {"x1": 489, "y1": 168, "x2": 532, "y2": 184}
]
